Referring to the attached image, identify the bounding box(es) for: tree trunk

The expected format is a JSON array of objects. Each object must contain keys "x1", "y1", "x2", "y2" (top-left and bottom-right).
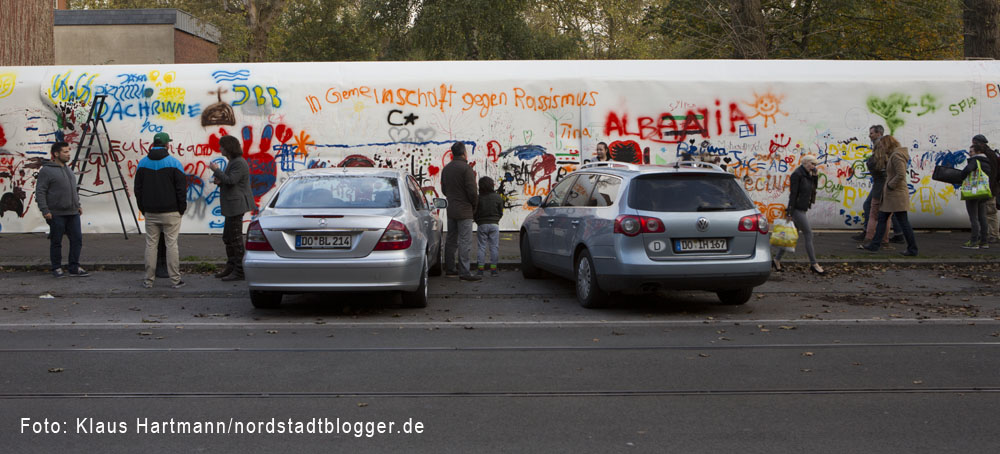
[
  {"x1": 246, "y1": 0, "x2": 287, "y2": 62},
  {"x1": 964, "y1": 0, "x2": 1000, "y2": 59},
  {"x1": 729, "y1": 0, "x2": 768, "y2": 59},
  {"x1": 0, "y1": 0, "x2": 54, "y2": 65}
]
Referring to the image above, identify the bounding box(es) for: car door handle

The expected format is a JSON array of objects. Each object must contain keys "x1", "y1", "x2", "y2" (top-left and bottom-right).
[{"x1": 571, "y1": 220, "x2": 580, "y2": 226}]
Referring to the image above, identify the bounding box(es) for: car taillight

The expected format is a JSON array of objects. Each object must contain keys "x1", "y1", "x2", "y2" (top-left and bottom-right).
[
  {"x1": 738, "y1": 214, "x2": 769, "y2": 234},
  {"x1": 614, "y1": 215, "x2": 665, "y2": 237},
  {"x1": 245, "y1": 220, "x2": 273, "y2": 251},
  {"x1": 374, "y1": 220, "x2": 412, "y2": 250}
]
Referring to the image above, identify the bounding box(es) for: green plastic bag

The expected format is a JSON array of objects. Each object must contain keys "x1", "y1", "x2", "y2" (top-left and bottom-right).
[{"x1": 960, "y1": 160, "x2": 993, "y2": 201}]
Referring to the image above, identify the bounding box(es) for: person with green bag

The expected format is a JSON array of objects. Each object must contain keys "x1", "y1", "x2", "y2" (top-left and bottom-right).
[{"x1": 960, "y1": 141, "x2": 994, "y2": 249}]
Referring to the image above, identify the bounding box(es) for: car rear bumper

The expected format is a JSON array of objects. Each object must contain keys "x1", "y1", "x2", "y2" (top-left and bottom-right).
[
  {"x1": 593, "y1": 254, "x2": 771, "y2": 292},
  {"x1": 244, "y1": 251, "x2": 423, "y2": 292}
]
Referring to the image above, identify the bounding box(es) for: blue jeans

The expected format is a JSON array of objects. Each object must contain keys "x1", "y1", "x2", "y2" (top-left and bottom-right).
[
  {"x1": 445, "y1": 218, "x2": 474, "y2": 277},
  {"x1": 476, "y1": 223, "x2": 500, "y2": 268},
  {"x1": 48, "y1": 214, "x2": 82, "y2": 272},
  {"x1": 869, "y1": 211, "x2": 917, "y2": 254}
]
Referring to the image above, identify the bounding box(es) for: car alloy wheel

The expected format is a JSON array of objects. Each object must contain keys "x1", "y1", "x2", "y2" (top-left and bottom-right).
[{"x1": 575, "y1": 250, "x2": 607, "y2": 308}]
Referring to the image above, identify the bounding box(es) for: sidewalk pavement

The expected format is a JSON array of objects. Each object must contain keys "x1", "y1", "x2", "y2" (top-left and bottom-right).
[{"x1": 1, "y1": 230, "x2": 997, "y2": 270}]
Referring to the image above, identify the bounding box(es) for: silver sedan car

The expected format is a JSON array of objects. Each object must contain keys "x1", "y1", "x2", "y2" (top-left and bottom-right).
[
  {"x1": 244, "y1": 168, "x2": 446, "y2": 308},
  {"x1": 520, "y1": 161, "x2": 771, "y2": 307}
]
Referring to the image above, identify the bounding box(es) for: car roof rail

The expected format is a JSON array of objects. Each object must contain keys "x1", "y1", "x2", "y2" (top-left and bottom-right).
[
  {"x1": 578, "y1": 161, "x2": 641, "y2": 171},
  {"x1": 671, "y1": 161, "x2": 725, "y2": 172}
]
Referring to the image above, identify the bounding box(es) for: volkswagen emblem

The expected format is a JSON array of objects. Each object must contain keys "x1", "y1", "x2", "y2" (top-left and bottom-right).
[
  {"x1": 696, "y1": 217, "x2": 709, "y2": 232},
  {"x1": 318, "y1": 218, "x2": 327, "y2": 227}
]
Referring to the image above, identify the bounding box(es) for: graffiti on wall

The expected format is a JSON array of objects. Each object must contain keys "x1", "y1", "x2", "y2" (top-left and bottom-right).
[{"x1": 0, "y1": 61, "x2": 994, "y2": 233}]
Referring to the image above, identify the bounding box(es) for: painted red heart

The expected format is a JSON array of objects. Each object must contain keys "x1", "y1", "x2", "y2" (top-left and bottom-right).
[{"x1": 428, "y1": 165, "x2": 440, "y2": 177}]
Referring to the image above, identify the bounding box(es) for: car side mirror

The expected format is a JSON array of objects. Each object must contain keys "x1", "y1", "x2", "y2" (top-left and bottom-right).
[
  {"x1": 527, "y1": 196, "x2": 542, "y2": 207},
  {"x1": 433, "y1": 198, "x2": 448, "y2": 209}
]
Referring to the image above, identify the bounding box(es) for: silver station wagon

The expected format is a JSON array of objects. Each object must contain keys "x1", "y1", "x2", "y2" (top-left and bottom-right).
[
  {"x1": 244, "y1": 168, "x2": 446, "y2": 308},
  {"x1": 520, "y1": 161, "x2": 771, "y2": 307}
]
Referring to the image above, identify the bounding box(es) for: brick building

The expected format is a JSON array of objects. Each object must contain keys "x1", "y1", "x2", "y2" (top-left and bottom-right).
[{"x1": 54, "y1": 8, "x2": 220, "y2": 65}]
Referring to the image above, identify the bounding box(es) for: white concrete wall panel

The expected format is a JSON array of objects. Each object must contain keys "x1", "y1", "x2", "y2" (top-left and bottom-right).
[{"x1": 0, "y1": 60, "x2": 995, "y2": 233}]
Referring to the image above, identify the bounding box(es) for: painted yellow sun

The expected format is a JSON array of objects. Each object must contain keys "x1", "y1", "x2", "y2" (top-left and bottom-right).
[{"x1": 746, "y1": 92, "x2": 788, "y2": 128}]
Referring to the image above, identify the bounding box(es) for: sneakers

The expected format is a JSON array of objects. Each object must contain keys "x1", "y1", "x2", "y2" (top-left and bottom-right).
[
  {"x1": 52, "y1": 268, "x2": 66, "y2": 278},
  {"x1": 459, "y1": 274, "x2": 482, "y2": 282},
  {"x1": 900, "y1": 250, "x2": 918, "y2": 257},
  {"x1": 142, "y1": 280, "x2": 153, "y2": 289},
  {"x1": 67, "y1": 267, "x2": 90, "y2": 277},
  {"x1": 889, "y1": 235, "x2": 905, "y2": 244},
  {"x1": 220, "y1": 273, "x2": 244, "y2": 282},
  {"x1": 476, "y1": 269, "x2": 484, "y2": 277},
  {"x1": 961, "y1": 241, "x2": 980, "y2": 249},
  {"x1": 490, "y1": 269, "x2": 499, "y2": 277},
  {"x1": 170, "y1": 280, "x2": 186, "y2": 289},
  {"x1": 980, "y1": 243, "x2": 990, "y2": 249}
]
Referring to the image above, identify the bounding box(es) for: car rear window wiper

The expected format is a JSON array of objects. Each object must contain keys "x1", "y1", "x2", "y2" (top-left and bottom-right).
[{"x1": 696, "y1": 204, "x2": 731, "y2": 211}]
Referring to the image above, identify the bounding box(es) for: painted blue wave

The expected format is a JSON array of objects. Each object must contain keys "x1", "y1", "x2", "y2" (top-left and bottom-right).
[{"x1": 212, "y1": 70, "x2": 251, "y2": 83}]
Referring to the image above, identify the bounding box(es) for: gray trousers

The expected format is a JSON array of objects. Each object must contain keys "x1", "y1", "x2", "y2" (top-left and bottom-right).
[
  {"x1": 445, "y1": 218, "x2": 474, "y2": 276},
  {"x1": 967, "y1": 199, "x2": 989, "y2": 244},
  {"x1": 477, "y1": 223, "x2": 500, "y2": 268},
  {"x1": 774, "y1": 209, "x2": 817, "y2": 265}
]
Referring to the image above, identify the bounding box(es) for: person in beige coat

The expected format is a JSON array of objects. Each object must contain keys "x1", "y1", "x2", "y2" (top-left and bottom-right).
[{"x1": 861, "y1": 135, "x2": 918, "y2": 256}]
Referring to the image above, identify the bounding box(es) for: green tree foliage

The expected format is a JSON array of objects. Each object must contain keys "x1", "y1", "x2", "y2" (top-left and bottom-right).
[
  {"x1": 69, "y1": 0, "x2": 973, "y2": 62},
  {"x1": 654, "y1": 0, "x2": 963, "y2": 60}
]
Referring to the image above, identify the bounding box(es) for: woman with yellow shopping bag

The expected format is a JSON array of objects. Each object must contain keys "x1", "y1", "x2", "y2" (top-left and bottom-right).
[
  {"x1": 959, "y1": 141, "x2": 994, "y2": 249},
  {"x1": 772, "y1": 155, "x2": 825, "y2": 275}
]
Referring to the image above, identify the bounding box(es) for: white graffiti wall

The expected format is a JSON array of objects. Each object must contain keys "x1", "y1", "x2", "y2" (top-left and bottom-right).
[{"x1": 0, "y1": 60, "x2": 996, "y2": 233}]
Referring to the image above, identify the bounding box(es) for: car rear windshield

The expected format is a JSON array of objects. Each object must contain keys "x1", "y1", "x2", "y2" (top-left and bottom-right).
[
  {"x1": 274, "y1": 175, "x2": 400, "y2": 209},
  {"x1": 628, "y1": 173, "x2": 754, "y2": 212}
]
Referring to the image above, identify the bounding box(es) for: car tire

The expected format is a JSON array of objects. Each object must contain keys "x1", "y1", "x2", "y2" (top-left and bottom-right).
[
  {"x1": 520, "y1": 233, "x2": 543, "y2": 279},
  {"x1": 428, "y1": 241, "x2": 442, "y2": 277},
  {"x1": 249, "y1": 290, "x2": 282, "y2": 309},
  {"x1": 575, "y1": 250, "x2": 608, "y2": 308},
  {"x1": 401, "y1": 260, "x2": 429, "y2": 308},
  {"x1": 717, "y1": 287, "x2": 753, "y2": 305}
]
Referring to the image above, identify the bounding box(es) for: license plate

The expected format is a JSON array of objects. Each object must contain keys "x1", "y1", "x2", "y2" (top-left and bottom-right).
[
  {"x1": 296, "y1": 234, "x2": 352, "y2": 249},
  {"x1": 675, "y1": 238, "x2": 727, "y2": 252}
]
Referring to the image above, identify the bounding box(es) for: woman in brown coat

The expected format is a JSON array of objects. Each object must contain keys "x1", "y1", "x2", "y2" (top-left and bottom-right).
[{"x1": 862, "y1": 135, "x2": 918, "y2": 256}]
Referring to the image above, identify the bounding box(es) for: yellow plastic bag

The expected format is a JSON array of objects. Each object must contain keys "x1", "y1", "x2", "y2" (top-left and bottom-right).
[{"x1": 769, "y1": 218, "x2": 798, "y2": 250}]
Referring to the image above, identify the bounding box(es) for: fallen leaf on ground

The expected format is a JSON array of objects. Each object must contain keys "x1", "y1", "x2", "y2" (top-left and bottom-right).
[
  {"x1": 779, "y1": 326, "x2": 796, "y2": 330},
  {"x1": 802, "y1": 352, "x2": 814, "y2": 357},
  {"x1": 48, "y1": 368, "x2": 64, "y2": 373},
  {"x1": 137, "y1": 332, "x2": 152, "y2": 336}
]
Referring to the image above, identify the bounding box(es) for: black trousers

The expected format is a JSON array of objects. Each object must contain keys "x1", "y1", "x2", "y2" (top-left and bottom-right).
[{"x1": 223, "y1": 214, "x2": 245, "y2": 275}]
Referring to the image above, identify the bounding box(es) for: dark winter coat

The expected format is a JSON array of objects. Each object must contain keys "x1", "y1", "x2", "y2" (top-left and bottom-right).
[
  {"x1": 787, "y1": 165, "x2": 818, "y2": 212},
  {"x1": 474, "y1": 192, "x2": 504, "y2": 225},
  {"x1": 35, "y1": 161, "x2": 81, "y2": 216},
  {"x1": 211, "y1": 155, "x2": 255, "y2": 217},
  {"x1": 134, "y1": 145, "x2": 188, "y2": 215},
  {"x1": 441, "y1": 157, "x2": 478, "y2": 220},
  {"x1": 881, "y1": 147, "x2": 911, "y2": 213}
]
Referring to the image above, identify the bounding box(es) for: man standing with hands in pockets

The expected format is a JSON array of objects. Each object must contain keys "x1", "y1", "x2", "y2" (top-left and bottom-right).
[
  {"x1": 36, "y1": 141, "x2": 89, "y2": 278},
  {"x1": 209, "y1": 135, "x2": 255, "y2": 281}
]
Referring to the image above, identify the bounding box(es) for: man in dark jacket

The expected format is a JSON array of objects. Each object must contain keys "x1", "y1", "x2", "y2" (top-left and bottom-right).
[
  {"x1": 36, "y1": 141, "x2": 89, "y2": 278},
  {"x1": 972, "y1": 134, "x2": 999, "y2": 243},
  {"x1": 209, "y1": 135, "x2": 256, "y2": 281},
  {"x1": 134, "y1": 132, "x2": 188, "y2": 289},
  {"x1": 441, "y1": 142, "x2": 480, "y2": 281}
]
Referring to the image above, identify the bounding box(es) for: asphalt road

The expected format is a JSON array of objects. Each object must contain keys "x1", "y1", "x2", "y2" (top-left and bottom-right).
[{"x1": 2, "y1": 265, "x2": 999, "y2": 453}]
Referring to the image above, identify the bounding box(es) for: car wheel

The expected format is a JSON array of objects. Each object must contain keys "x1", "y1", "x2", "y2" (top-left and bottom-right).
[
  {"x1": 717, "y1": 287, "x2": 753, "y2": 305},
  {"x1": 520, "y1": 233, "x2": 543, "y2": 279},
  {"x1": 401, "y1": 260, "x2": 429, "y2": 308},
  {"x1": 575, "y1": 250, "x2": 607, "y2": 308},
  {"x1": 249, "y1": 290, "x2": 282, "y2": 309},
  {"x1": 428, "y1": 241, "x2": 442, "y2": 277}
]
